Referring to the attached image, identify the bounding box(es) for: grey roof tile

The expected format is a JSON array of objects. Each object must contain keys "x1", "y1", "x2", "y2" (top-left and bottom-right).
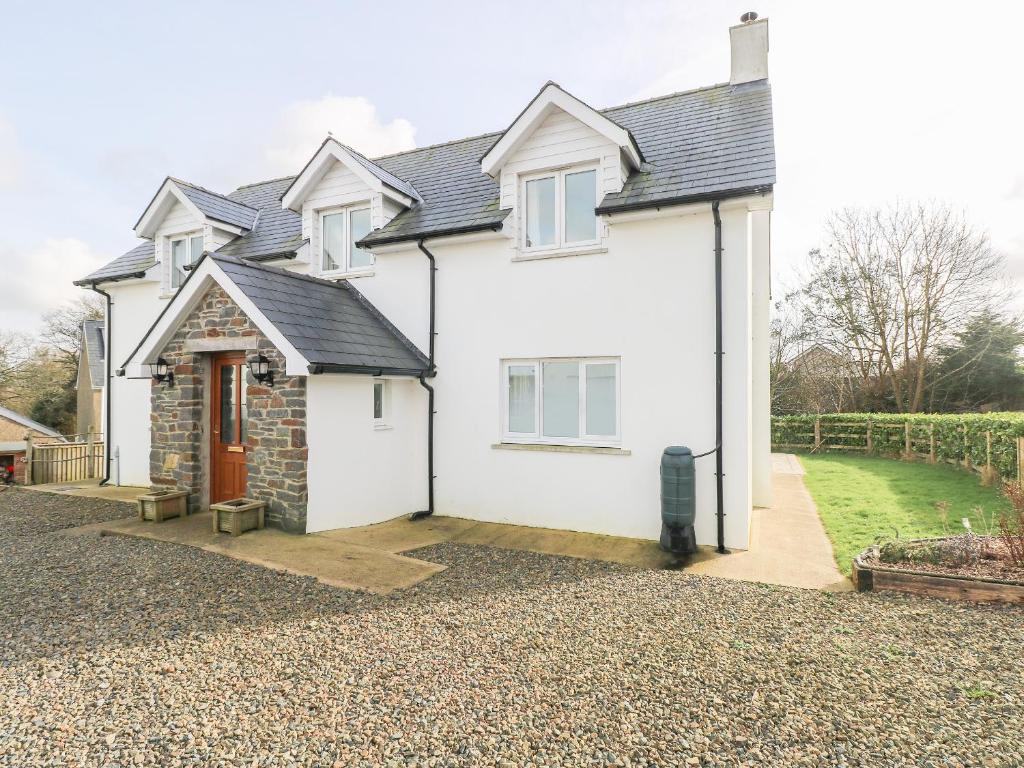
[
  {"x1": 74, "y1": 240, "x2": 156, "y2": 285},
  {"x1": 79, "y1": 80, "x2": 773, "y2": 282},
  {"x1": 82, "y1": 319, "x2": 105, "y2": 387},
  {"x1": 212, "y1": 255, "x2": 428, "y2": 373},
  {"x1": 172, "y1": 179, "x2": 259, "y2": 230}
]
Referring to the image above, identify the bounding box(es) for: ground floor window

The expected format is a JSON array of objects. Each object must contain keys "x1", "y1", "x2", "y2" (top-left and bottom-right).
[
  {"x1": 501, "y1": 357, "x2": 620, "y2": 446},
  {"x1": 373, "y1": 379, "x2": 391, "y2": 429}
]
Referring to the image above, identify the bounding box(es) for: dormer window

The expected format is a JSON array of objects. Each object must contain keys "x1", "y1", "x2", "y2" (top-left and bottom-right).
[
  {"x1": 322, "y1": 206, "x2": 373, "y2": 275},
  {"x1": 523, "y1": 167, "x2": 598, "y2": 251},
  {"x1": 170, "y1": 233, "x2": 204, "y2": 290}
]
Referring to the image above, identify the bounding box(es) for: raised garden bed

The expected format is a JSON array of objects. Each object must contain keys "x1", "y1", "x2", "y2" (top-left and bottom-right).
[
  {"x1": 211, "y1": 498, "x2": 265, "y2": 537},
  {"x1": 853, "y1": 536, "x2": 1024, "y2": 604},
  {"x1": 136, "y1": 490, "x2": 189, "y2": 523}
]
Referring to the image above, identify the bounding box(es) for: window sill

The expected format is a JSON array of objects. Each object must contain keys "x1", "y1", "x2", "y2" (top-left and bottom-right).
[
  {"x1": 320, "y1": 269, "x2": 375, "y2": 280},
  {"x1": 512, "y1": 245, "x2": 607, "y2": 263},
  {"x1": 491, "y1": 442, "x2": 630, "y2": 456},
  {"x1": 374, "y1": 423, "x2": 393, "y2": 431}
]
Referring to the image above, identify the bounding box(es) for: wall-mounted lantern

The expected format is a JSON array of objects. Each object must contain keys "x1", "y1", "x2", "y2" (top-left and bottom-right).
[
  {"x1": 247, "y1": 354, "x2": 274, "y2": 386},
  {"x1": 149, "y1": 357, "x2": 174, "y2": 387}
]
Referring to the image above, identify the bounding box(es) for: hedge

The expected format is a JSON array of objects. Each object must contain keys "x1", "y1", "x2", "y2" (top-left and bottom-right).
[{"x1": 772, "y1": 412, "x2": 1024, "y2": 480}]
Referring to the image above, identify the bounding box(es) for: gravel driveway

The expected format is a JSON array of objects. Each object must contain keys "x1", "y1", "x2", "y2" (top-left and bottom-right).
[{"x1": 0, "y1": 488, "x2": 1021, "y2": 767}]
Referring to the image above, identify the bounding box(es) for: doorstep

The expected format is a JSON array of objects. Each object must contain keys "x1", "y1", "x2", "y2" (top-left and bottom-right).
[{"x1": 75, "y1": 512, "x2": 445, "y2": 595}]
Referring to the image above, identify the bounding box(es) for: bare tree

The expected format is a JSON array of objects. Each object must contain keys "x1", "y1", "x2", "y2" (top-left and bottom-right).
[
  {"x1": 800, "y1": 202, "x2": 1005, "y2": 413},
  {"x1": 39, "y1": 296, "x2": 103, "y2": 374},
  {"x1": 0, "y1": 331, "x2": 32, "y2": 404}
]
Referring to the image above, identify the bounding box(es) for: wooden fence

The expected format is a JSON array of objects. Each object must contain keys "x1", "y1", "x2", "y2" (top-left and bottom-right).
[
  {"x1": 772, "y1": 416, "x2": 1024, "y2": 485},
  {"x1": 25, "y1": 433, "x2": 105, "y2": 485}
]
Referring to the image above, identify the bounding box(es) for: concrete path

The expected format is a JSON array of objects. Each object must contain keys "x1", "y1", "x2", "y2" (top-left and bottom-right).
[
  {"x1": 57, "y1": 452, "x2": 849, "y2": 593},
  {"x1": 24, "y1": 479, "x2": 145, "y2": 503},
  {"x1": 72, "y1": 512, "x2": 445, "y2": 595},
  {"x1": 687, "y1": 454, "x2": 851, "y2": 591}
]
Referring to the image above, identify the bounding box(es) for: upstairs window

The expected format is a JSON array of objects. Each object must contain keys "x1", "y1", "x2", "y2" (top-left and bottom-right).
[
  {"x1": 170, "y1": 233, "x2": 204, "y2": 290},
  {"x1": 523, "y1": 167, "x2": 598, "y2": 251},
  {"x1": 373, "y1": 379, "x2": 391, "y2": 429},
  {"x1": 322, "y1": 206, "x2": 373, "y2": 275},
  {"x1": 501, "y1": 357, "x2": 620, "y2": 446}
]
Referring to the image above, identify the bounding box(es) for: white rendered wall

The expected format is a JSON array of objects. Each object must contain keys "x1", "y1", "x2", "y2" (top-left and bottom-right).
[
  {"x1": 750, "y1": 208, "x2": 773, "y2": 507},
  {"x1": 358, "y1": 201, "x2": 763, "y2": 549},
  {"x1": 105, "y1": 277, "x2": 167, "y2": 486},
  {"x1": 306, "y1": 375, "x2": 426, "y2": 532}
]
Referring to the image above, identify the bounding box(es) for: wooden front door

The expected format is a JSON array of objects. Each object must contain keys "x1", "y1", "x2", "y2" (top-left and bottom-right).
[{"x1": 211, "y1": 353, "x2": 249, "y2": 503}]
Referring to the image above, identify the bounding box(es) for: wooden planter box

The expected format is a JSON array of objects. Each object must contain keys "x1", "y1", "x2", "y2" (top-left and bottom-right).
[
  {"x1": 853, "y1": 544, "x2": 1024, "y2": 605},
  {"x1": 136, "y1": 490, "x2": 189, "y2": 523},
  {"x1": 211, "y1": 498, "x2": 266, "y2": 537}
]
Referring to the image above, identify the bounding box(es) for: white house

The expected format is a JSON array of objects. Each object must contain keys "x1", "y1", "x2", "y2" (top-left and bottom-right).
[{"x1": 76, "y1": 15, "x2": 774, "y2": 551}]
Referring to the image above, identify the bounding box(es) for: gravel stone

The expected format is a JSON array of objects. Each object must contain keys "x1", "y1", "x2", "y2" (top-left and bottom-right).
[{"x1": 0, "y1": 488, "x2": 1021, "y2": 767}]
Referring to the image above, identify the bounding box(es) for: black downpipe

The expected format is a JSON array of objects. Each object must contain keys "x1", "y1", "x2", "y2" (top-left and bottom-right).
[
  {"x1": 410, "y1": 239, "x2": 438, "y2": 520},
  {"x1": 88, "y1": 284, "x2": 113, "y2": 486},
  {"x1": 712, "y1": 201, "x2": 728, "y2": 554}
]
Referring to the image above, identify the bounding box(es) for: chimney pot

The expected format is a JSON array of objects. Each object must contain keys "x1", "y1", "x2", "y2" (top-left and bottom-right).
[{"x1": 729, "y1": 14, "x2": 769, "y2": 85}]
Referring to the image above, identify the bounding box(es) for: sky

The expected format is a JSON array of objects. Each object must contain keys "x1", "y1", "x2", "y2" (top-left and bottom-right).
[{"x1": 1, "y1": 0, "x2": 1021, "y2": 334}]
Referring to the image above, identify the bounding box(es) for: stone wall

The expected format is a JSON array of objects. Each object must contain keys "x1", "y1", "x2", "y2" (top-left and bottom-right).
[{"x1": 149, "y1": 285, "x2": 307, "y2": 532}]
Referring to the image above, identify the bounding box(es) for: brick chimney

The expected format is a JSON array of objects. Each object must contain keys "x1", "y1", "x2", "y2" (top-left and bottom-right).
[{"x1": 730, "y1": 12, "x2": 769, "y2": 85}]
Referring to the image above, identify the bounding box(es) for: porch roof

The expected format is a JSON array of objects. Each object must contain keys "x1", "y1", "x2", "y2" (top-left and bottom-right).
[
  {"x1": 121, "y1": 254, "x2": 430, "y2": 377},
  {"x1": 213, "y1": 255, "x2": 429, "y2": 375}
]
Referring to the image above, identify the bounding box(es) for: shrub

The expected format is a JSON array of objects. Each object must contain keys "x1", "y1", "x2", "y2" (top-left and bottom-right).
[
  {"x1": 772, "y1": 412, "x2": 1024, "y2": 479},
  {"x1": 999, "y1": 483, "x2": 1024, "y2": 568}
]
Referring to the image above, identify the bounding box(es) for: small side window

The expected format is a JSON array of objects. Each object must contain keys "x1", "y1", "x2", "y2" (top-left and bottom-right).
[{"x1": 373, "y1": 379, "x2": 390, "y2": 429}]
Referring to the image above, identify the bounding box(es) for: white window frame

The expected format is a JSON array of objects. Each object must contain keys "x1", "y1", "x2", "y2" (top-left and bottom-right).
[
  {"x1": 320, "y1": 204, "x2": 373, "y2": 277},
  {"x1": 520, "y1": 165, "x2": 601, "y2": 254},
  {"x1": 373, "y1": 378, "x2": 391, "y2": 430},
  {"x1": 500, "y1": 357, "x2": 620, "y2": 447},
  {"x1": 166, "y1": 231, "x2": 204, "y2": 292}
]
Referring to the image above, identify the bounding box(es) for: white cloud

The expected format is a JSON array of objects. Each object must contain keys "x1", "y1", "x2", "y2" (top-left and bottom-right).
[
  {"x1": 265, "y1": 95, "x2": 417, "y2": 174},
  {"x1": 0, "y1": 238, "x2": 108, "y2": 334},
  {"x1": 0, "y1": 117, "x2": 24, "y2": 189}
]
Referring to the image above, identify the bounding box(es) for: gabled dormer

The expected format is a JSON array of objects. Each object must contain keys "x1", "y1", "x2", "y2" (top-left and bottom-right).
[
  {"x1": 134, "y1": 177, "x2": 259, "y2": 294},
  {"x1": 280, "y1": 138, "x2": 421, "y2": 279},
  {"x1": 481, "y1": 82, "x2": 644, "y2": 260}
]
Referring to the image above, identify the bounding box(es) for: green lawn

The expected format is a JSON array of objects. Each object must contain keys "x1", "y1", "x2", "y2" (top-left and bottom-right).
[{"x1": 799, "y1": 454, "x2": 1011, "y2": 574}]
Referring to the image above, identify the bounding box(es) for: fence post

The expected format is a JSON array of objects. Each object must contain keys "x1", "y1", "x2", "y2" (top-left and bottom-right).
[
  {"x1": 963, "y1": 424, "x2": 970, "y2": 469},
  {"x1": 928, "y1": 423, "x2": 936, "y2": 463},
  {"x1": 904, "y1": 421, "x2": 912, "y2": 461},
  {"x1": 814, "y1": 417, "x2": 821, "y2": 452},
  {"x1": 23, "y1": 433, "x2": 33, "y2": 486},
  {"x1": 866, "y1": 419, "x2": 873, "y2": 454},
  {"x1": 1018, "y1": 437, "x2": 1024, "y2": 485},
  {"x1": 86, "y1": 430, "x2": 95, "y2": 479}
]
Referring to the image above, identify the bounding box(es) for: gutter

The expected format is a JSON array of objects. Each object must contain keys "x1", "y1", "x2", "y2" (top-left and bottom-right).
[
  {"x1": 358, "y1": 221, "x2": 504, "y2": 250},
  {"x1": 307, "y1": 363, "x2": 428, "y2": 377},
  {"x1": 410, "y1": 239, "x2": 439, "y2": 520},
  {"x1": 86, "y1": 284, "x2": 113, "y2": 486},
  {"x1": 72, "y1": 270, "x2": 147, "y2": 288},
  {"x1": 597, "y1": 185, "x2": 772, "y2": 217}
]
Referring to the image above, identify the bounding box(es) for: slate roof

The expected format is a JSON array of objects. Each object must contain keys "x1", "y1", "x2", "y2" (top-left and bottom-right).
[
  {"x1": 173, "y1": 179, "x2": 259, "y2": 230},
  {"x1": 81, "y1": 319, "x2": 105, "y2": 388},
  {"x1": 212, "y1": 255, "x2": 429, "y2": 373},
  {"x1": 0, "y1": 405, "x2": 63, "y2": 438},
  {"x1": 79, "y1": 79, "x2": 773, "y2": 282},
  {"x1": 337, "y1": 144, "x2": 422, "y2": 202},
  {"x1": 75, "y1": 240, "x2": 156, "y2": 285},
  {"x1": 596, "y1": 81, "x2": 774, "y2": 213},
  {"x1": 215, "y1": 177, "x2": 306, "y2": 262}
]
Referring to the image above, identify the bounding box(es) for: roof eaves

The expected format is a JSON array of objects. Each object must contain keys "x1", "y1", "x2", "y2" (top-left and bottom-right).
[
  {"x1": 595, "y1": 184, "x2": 774, "y2": 216},
  {"x1": 358, "y1": 216, "x2": 509, "y2": 249}
]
